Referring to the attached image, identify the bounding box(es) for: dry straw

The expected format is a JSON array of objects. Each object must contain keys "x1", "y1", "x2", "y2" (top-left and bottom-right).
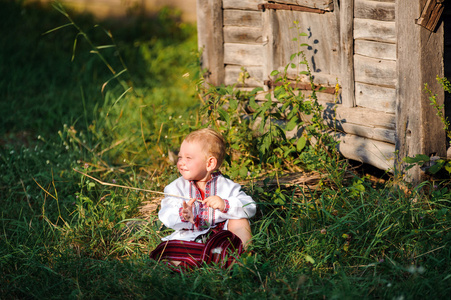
[{"x1": 73, "y1": 168, "x2": 200, "y2": 201}]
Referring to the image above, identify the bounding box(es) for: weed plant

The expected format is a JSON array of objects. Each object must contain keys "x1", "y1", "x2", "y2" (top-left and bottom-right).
[{"x1": 1, "y1": 1, "x2": 451, "y2": 299}]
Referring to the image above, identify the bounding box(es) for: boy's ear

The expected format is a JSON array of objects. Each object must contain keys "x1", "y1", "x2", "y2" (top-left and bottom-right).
[{"x1": 206, "y1": 156, "x2": 217, "y2": 172}]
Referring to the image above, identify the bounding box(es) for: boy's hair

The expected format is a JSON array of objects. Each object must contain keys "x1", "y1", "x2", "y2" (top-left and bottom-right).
[{"x1": 184, "y1": 128, "x2": 226, "y2": 170}]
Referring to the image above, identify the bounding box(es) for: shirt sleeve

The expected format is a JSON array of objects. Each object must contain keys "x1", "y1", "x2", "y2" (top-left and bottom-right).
[
  {"x1": 215, "y1": 177, "x2": 257, "y2": 221},
  {"x1": 158, "y1": 179, "x2": 197, "y2": 230}
]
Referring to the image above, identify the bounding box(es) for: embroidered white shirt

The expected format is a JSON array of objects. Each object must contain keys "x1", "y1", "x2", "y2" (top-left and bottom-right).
[{"x1": 158, "y1": 173, "x2": 256, "y2": 241}]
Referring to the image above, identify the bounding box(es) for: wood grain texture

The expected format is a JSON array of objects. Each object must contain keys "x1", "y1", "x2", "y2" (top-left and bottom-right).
[
  {"x1": 338, "y1": 122, "x2": 395, "y2": 144},
  {"x1": 340, "y1": 0, "x2": 355, "y2": 107},
  {"x1": 335, "y1": 133, "x2": 395, "y2": 171},
  {"x1": 354, "y1": 55, "x2": 396, "y2": 87},
  {"x1": 354, "y1": 40, "x2": 396, "y2": 60},
  {"x1": 355, "y1": 0, "x2": 395, "y2": 21},
  {"x1": 223, "y1": 0, "x2": 263, "y2": 10},
  {"x1": 197, "y1": 0, "x2": 224, "y2": 85},
  {"x1": 355, "y1": 82, "x2": 396, "y2": 113},
  {"x1": 396, "y1": 0, "x2": 445, "y2": 182},
  {"x1": 224, "y1": 26, "x2": 262, "y2": 44},
  {"x1": 225, "y1": 65, "x2": 263, "y2": 86},
  {"x1": 270, "y1": 0, "x2": 334, "y2": 11},
  {"x1": 223, "y1": 10, "x2": 262, "y2": 27},
  {"x1": 354, "y1": 18, "x2": 396, "y2": 43},
  {"x1": 416, "y1": 0, "x2": 445, "y2": 32},
  {"x1": 266, "y1": 9, "x2": 340, "y2": 82},
  {"x1": 224, "y1": 43, "x2": 264, "y2": 66},
  {"x1": 321, "y1": 102, "x2": 396, "y2": 129}
]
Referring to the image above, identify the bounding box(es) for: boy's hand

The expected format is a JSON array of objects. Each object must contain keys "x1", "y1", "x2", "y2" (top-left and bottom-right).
[
  {"x1": 181, "y1": 198, "x2": 196, "y2": 224},
  {"x1": 203, "y1": 196, "x2": 225, "y2": 212}
]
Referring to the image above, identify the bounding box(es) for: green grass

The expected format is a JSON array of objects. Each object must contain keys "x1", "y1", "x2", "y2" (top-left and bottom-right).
[{"x1": 1, "y1": 1, "x2": 451, "y2": 299}]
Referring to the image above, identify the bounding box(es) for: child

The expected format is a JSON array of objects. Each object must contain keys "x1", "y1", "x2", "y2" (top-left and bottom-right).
[{"x1": 150, "y1": 128, "x2": 256, "y2": 270}]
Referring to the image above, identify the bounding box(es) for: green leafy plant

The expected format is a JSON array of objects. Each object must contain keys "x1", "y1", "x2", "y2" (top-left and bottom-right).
[{"x1": 404, "y1": 76, "x2": 451, "y2": 176}]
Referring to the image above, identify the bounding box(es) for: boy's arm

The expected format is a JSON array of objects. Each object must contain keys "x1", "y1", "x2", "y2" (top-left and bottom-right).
[
  {"x1": 215, "y1": 178, "x2": 256, "y2": 220},
  {"x1": 158, "y1": 183, "x2": 198, "y2": 230},
  {"x1": 159, "y1": 196, "x2": 197, "y2": 230}
]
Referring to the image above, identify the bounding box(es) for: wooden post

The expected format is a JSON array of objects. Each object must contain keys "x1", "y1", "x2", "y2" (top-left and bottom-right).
[
  {"x1": 261, "y1": 5, "x2": 277, "y2": 86},
  {"x1": 396, "y1": 0, "x2": 445, "y2": 183},
  {"x1": 340, "y1": 0, "x2": 355, "y2": 107},
  {"x1": 197, "y1": 0, "x2": 224, "y2": 86}
]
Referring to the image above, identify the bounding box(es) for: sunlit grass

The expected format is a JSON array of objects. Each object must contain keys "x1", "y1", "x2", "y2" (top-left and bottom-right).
[{"x1": 1, "y1": 1, "x2": 451, "y2": 299}]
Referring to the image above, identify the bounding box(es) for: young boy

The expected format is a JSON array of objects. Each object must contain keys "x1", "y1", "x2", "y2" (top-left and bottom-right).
[{"x1": 150, "y1": 128, "x2": 256, "y2": 270}]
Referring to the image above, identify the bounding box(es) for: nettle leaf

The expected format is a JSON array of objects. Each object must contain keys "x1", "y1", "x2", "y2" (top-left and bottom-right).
[
  {"x1": 428, "y1": 159, "x2": 446, "y2": 174},
  {"x1": 250, "y1": 87, "x2": 263, "y2": 94},
  {"x1": 404, "y1": 154, "x2": 430, "y2": 165},
  {"x1": 249, "y1": 96, "x2": 259, "y2": 110},
  {"x1": 290, "y1": 53, "x2": 297, "y2": 61},
  {"x1": 270, "y1": 70, "x2": 280, "y2": 76},
  {"x1": 445, "y1": 162, "x2": 451, "y2": 174},
  {"x1": 290, "y1": 63, "x2": 296, "y2": 69},
  {"x1": 297, "y1": 136, "x2": 307, "y2": 152},
  {"x1": 229, "y1": 98, "x2": 238, "y2": 110},
  {"x1": 262, "y1": 133, "x2": 272, "y2": 152},
  {"x1": 286, "y1": 117, "x2": 299, "y2": 131},
  {"x1": 239, "y1": 166, "x2": 248, "y2": 178},
  {"x1": 217, "y1": 107, "x2": 230, "y2": 126}
]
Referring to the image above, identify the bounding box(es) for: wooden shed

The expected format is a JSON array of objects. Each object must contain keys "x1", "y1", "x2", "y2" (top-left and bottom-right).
[{"x1": 197, "y1": 0, "x2": 448, "y2": 181}]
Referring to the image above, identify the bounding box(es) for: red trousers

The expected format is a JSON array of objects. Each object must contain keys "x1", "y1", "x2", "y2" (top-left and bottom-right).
[{"x1": 150, "y1": 230, "x2": 243, "y2": 271}]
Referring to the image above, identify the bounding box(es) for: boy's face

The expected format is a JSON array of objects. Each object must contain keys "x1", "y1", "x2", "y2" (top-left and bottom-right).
[{"x1": 177, "y1": 141, "x2": 211, "y2": 182}]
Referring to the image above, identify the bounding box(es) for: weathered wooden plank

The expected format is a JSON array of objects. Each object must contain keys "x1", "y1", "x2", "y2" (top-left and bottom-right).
[
  {"x1": 252, "y1": 88, "x2": 336, "y2": 102},
  {"x1": 354, "y1": 40, "x2": 396, "y2": 60},
  {"x1": 223, "y1": 0, "x2": 263, "y2": 11},
  {"x1": 416, "y1": 0, "x2": 444, "y2": 32},
  {"x1": 354, "y1": 55, "x2": 396, "y2": 87},
  {"x1": 264, "y1": 79, "x2": 336, "y2": 94},
  {"x1": 338, "y1": 123, "x2": 395, "y2": 144},
  {"x1": 266, "y1": 9, "x2": 340, "y2": 81},
  {"x1": 396, "y1": 0, "x2": 445, "y2": 182},
  {"x1": 262, "y1": 8, "x2": 276, "y2": 83},
  {"x1": 335, "y1": 133, "x2": 395, "y2": 171},
  {"x1": 223, "y1": 10, "x2": 262, "y2": 27},
  {"x1": 224, "y1": 43, "x2": 264, "y2": 66},
  {"x1": 270, "y1": 0, "x2": 333, "y2": 11},
  {"x1": 355, "y1": 0, "x2": 395, "y2": 21},
  {"x1": 225, "y1": 65, "x2": 263, "y2": 86},
  {"x1": 321, "y1": 102, "x2": 396, "y2": 129},
  {"x1": 354, "y1": 18, "x2": 396, "y2": 43},
  {"x1": 258, "y1": 3, "x2": 326, "y2": 14},
  {"x1": 340, "y1": 0, "x2": 355, "y2": 107},
  {"x1": 355, "y1": 82, "x2": 396, "y2": 113},
  {"x1": 224, "y1": 26, "x2": 262, "y2": 44},
  {"x1": 197, "y1": 0, "x2": 224, "y2": 86}
]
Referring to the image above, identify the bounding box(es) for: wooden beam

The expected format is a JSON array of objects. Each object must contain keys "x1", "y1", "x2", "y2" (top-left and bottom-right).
[
  {"x1": 270, "y1": 0, "x2": 334, "y2": 11},
  {"x1": 258, "y1": 3, "x2": 326, "y2": 14},
  {"x1": 340, "y1": 0, "x2": 355, "y2": 107},
  {"x1": 396, "y1": 0, "x2": 445, "y2": 182},
  {"x1": 197, "y1": 0, "x2": 224, "y2": 86},
  {"x1": 262, "y1": 6, "x2": 277, "y2": 85},
  {"x1": 264, "y1": 79, "x2": 336, "y2": 94},
  {"x1": 416, "y1": 0, "x2": 444, "y2": 32},
  {"x1": 223, "y1": 0, "x2": 262, "y2": 11}
]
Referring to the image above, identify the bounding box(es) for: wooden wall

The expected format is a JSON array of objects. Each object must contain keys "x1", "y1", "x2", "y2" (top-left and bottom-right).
[{"x1": 197, "y1": 0, "x2": 447, "y2": 175}]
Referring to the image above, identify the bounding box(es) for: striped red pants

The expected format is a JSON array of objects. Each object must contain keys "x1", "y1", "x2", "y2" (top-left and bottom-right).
[{"x1": 150, "y1": 230, "x2": 243, "y2": 271}]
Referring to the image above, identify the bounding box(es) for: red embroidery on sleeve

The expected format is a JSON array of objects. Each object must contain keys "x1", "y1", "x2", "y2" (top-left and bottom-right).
[
  {"x1": 222, "y1": 199, "x2": 230, "y2": 213},
  {"x1": 179, "y1": 207, "x2": 189, "y2": 223}
]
